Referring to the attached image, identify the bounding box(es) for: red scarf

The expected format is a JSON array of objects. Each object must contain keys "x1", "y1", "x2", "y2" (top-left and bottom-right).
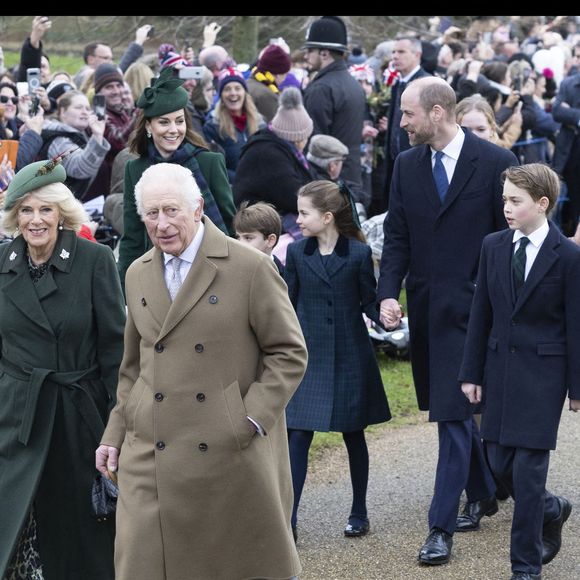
[{"x1": 231, "y1": 112, "x2": 247, "y2": 133}]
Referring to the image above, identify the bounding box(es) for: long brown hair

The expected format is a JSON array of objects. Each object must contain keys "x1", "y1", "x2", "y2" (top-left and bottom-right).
[
  {"x1": 298, "y1": 180, "x2": 365, "y2": 242},
  {"x1": 215, "y1": 90, "x2": 261, "y2": 141},
  {"x1": 128, "y1": 107, "x2": 208, "y2": 156}
]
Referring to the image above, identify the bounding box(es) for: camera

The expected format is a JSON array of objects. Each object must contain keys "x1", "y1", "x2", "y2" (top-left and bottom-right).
[
  {"x1": 93, "y1": 94, "x2": 106, "y2": 120},
  {"x1": 178, "y1": 67, "x2": 204, "y2": 80},
  {"x1": 27, "y1": 68, "x2": 41, "y2": 95},
  {"x1": 147, "y1": 26, "x2": 155, "y2": 38}
]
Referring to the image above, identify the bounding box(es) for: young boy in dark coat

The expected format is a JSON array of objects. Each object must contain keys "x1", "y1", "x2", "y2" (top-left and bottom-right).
[
  {"x1": 459, "y1": 163, "x2": 580, "y2": 580},
  {"x1": 233, "y1": 201, "x2": 284, "y2": 275}
]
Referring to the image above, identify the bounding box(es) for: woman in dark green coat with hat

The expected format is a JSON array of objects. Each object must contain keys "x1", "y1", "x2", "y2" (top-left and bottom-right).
[
  {"x1": 117, "y1": 67, "x2": 236, "y2": 289},
  {"x1": 0, "y1": 159, "x2": 125, "y2": 579}
]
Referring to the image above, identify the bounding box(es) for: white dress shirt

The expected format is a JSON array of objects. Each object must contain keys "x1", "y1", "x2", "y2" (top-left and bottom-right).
[
  {"x1": 430, "y1": 125, "x2": 465, "y2": 184},
  {"x1": 162, "y1": 222, "x2": 205, "y2": 292},
  {"x1": 512, "y1": 219, "x2": 549, "y2": 280}
]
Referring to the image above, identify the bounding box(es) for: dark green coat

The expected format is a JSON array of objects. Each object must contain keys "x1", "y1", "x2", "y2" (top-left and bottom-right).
[
  {"x1": 0, "y1": 231, "x2": 125, "y2": 580},
  {"x1": 117, "y1": 150, "x2": 236, "y2": 288}
]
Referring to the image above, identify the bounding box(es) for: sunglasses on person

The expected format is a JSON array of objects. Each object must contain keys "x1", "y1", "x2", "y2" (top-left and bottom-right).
[{"x1": 0, "y1": 95, "x2": 18, "y2": 105}]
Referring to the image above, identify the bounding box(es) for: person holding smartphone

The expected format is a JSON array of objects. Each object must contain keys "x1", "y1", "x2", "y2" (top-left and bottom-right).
[{"x1": 39, "y1": 90, "x2": 110, "y2": 201}]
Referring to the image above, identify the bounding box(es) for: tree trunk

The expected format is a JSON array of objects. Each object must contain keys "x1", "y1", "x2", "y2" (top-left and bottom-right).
[{"x1": 232, "y1": 16, "x2": 259, "y2": 65}]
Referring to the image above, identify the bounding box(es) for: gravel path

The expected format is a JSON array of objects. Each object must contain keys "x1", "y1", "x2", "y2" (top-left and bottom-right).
[{"x1": 296, "y1": 410, "x2": 580, "y2": 579}]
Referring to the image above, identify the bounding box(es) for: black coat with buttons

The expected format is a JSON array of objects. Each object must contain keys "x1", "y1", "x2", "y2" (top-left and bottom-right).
[
  {"x1": 284, "y1": 235, "x2": 391, "y2": 432},
  {"x1": 459, "y1": 223, "x2": 580, "y2": 450}
]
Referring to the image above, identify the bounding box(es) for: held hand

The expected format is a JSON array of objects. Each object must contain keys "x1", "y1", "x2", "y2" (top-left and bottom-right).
[
  {"x1": 203, "y1": 22, "x2": 222, "y2": 48},
  {"x1": 31, "y1": 16, "x2": 51, "y2": 47},
  {"x1": 570, "y1": 399, "x2": 580, "y2": 412},
  {"x1": 88, "y1": 112, "x2": 106, "y2": 141},
  {"x1": 24, "y1": 106, "x2": 44, "y2": 135},
  {"x1": 34, "y1": 87, "x2": 50, "y2": 111},
  {"x1": 380, "y1": 298, "x2": 402, "y2": 330},
  {"x1": 135, "y1": 24, "x2": 152, "y2": 45},
  {"x1": 461, "y1": 382, "x2": 482, "y2": 404},
  {"x1": 362, "y1": 124, "x2": 379, "y2": 139},
  {"x1": 95, "y1": 445, "x2": 120, "y2": 478},
  {"x1": 377, "y1": 116, "x2": 388, "y2": 132}
]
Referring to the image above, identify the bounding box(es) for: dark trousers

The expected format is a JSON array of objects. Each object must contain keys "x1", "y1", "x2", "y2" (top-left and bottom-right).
[
  {"x1": 485, "y1": 442, "x2": 560, "y2": 575},
  {"x1": 428, "y1": 417, "x2": 496, "y2": 535}
]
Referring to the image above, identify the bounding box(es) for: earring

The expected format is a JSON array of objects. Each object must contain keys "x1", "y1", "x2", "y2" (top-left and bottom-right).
[
  {"x1": 58, "y1": 222, "x2": 64, "y2": 231},
  {"x1": 146, "y1": 131, "x2": 152, "y2": 138}
]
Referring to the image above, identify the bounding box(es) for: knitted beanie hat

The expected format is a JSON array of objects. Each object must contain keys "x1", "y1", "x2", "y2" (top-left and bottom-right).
[
  {"x1": 257, "y1": 45, "x2": 291, "y2": 75},
  {"x1": 158, "y1": 43, "x2": 188, "y2": 70},
  {"x1": 218, "y1": 67, "x2": 247, "y2": 97},
  {"x1": 94, "y1": 63, "x2": 123, "y2": 94},
  {"x1": 270, "y1": 87, "x2": 313, "y2": 143}
]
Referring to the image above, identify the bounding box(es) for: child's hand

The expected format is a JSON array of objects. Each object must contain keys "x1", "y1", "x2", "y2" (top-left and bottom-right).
[
  {"x1": 570, "y1": 399, "x2": 580, "y2": 412},
  {"x1": 461, "y1": 382, "x2": 482, "y2": 404}
]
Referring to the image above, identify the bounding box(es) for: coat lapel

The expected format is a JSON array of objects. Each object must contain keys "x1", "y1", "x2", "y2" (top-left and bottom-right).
[
  {"x1": 0, "y1": 236, "x2": 54, "y2": 335},
  {"x1": 324, "y1": 235, "x2": 349, "y2": 278},
  {"x1": 495, "y1": 232, "x2": 514, "y2": 306},
  {"x1": 303, "y1": 237, "x2": 331, "y2": 286},
  {"x1": 138, "y1": 249, "x2": 171, "y2": 331},
  {"x1": 417, "y1": 146, "x2": 441, "y2": 211},
  {"x1": 158, "y1": 218, "x2": 225, "y2": 341},
  {"x1": 439, "y1": 130, "x2": 477, "y2": 216},
  {"x1": 513, "y1": 223, "x2": 560, "y2": 316}
]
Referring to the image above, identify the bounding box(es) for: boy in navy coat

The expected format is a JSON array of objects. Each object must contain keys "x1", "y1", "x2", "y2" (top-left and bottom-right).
[{"x1": 459, "y1": 163, "x2": 580, "y2": 580}]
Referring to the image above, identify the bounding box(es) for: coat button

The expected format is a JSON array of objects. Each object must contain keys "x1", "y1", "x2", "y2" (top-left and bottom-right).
[
  {"x1": 327, "y1": 300, "x2": 333, "y2": 306},
  {"x1": 510, "y1": 346, "x2": 516, "y2": 353},
  {"x1": 156, "y1": 441, "x2": 166, "y2": 450},
  {"x1": 209, "y1": 295, "x2": 218, "y2": 304},
  {"x1": 198, "y1": 442, "x2": 208, "y2": 452},
  {"x1": 141, "y1": 297, "x2": 147, "y2": 306},
  {"x1": 196, "y1": 393, "x2": 206, "y2": 402},
  {"x1": 155, "y1": 343, "x2": 164, "y2": 353},
  {"x1": 327, "y1": 318, "x2": 333, "y2": 325},
  {"x1": 154, "y1": 392, "x2": 164, "y2": 402},
  {"x1": 511, "y1": 320, "x2": 517, "y2": 326},
  {"x1": 194, "y1": 343, "x2": 204, "y2": 353}
]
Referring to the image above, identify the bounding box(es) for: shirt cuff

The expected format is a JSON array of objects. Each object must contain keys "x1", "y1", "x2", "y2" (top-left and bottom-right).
[{"x1": 247, "y1": 416, "x2": 266, "y2": 436}]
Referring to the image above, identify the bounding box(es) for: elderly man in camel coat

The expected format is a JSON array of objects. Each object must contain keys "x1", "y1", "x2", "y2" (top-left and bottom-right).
[{"x1": 96, "y1": 162, "x2": 307, "y2": 580}]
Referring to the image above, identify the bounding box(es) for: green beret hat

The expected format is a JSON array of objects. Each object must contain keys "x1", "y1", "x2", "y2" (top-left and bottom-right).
[
  {"x1": 136, "y1": 66, "x2": 189, "y2": 118},
  {"x1": 4, "y1": 160, "x2": 67, "y2": 211}
]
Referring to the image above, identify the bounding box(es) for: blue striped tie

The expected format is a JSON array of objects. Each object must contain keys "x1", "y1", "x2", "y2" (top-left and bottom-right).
[
  {"x1": 433, "y1": 151, "x2": 449, "y2": 202},
  {"x1": 512, "y1": 237, "x2": 529, "y2": 297}
]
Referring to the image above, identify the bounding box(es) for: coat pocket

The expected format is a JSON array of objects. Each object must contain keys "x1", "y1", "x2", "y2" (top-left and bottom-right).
[
  {"x1": 537, "y1": 343, "x2": 566, "y2": 356},
  {"x1": 224, "y1": 380, "x2": 255, "y2": 450}
]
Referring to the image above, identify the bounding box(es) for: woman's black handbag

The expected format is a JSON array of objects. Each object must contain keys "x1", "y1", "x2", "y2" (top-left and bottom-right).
[{"x1": 91, "y1": 473, "x2": 118, "y2": 521}]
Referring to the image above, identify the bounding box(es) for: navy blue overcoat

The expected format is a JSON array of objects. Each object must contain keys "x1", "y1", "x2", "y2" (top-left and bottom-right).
[
  {"x1": 459, "y1": 223, "x2": 580, "y2": 450},
  {"x1": 378, "y1": 129, "x2": 517, "y2": 422},
  {"x1": 285, "y1": 236, "x2": 391, "y2": 432}
]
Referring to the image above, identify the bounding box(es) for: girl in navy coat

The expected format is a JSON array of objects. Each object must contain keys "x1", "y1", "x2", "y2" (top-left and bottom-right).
[
  {"x1": 284, "y1": 180, "x2": 390, "y2": 540},
  {"x1": 460, "y1": 164, "x2": 580, "y2": 579}
]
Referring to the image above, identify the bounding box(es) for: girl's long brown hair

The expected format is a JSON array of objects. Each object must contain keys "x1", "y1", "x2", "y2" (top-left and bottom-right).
[{"x1": 298, "y1": 180, "x2": 365, "y2": 242}]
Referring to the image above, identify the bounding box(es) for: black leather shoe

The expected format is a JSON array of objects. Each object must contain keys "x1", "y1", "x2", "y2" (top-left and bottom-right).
[
  {"x1": 344, "y1": 517, "x2": 370, "y2": 537},
  {"x1": 292, "y1": 526, "x2": 297, "y2": 543},
  {"x1": 510, "y1": 573, "x2": 541, "y2": 579},
  {"x1": 418, "y1": 528, "x2": 452, "y2": 565},
  {"x1": 455, "y1": 495, "x2": 499, "y2": 532},
  {"x1": 542, "y1": 496, "x2": 572, "y2": 564}
]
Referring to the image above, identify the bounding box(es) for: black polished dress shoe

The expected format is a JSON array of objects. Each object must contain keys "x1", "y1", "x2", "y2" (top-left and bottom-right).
[
  {"x1": 418, "y1": 528, "x2": 452, "y2": 565},
  {"x1": 510, "y1": 572, "x2": 541, "y2": 579},
  {"x1": 344, "y1": 517, "x2": 370, "y2": 537},
  {"x1": 455, "y1": 495, "x2": 499, "y2": 532},
  {"x1": 542, "y1": 495, "x2": 572, "y2": 564}
]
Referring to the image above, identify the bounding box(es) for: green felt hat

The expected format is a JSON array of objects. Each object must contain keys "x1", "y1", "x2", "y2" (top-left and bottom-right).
[
  {"x1": 4, "y1": 160, "x2": 67, "y2": 211},
  {"x1": 136, "y1": 66, "x2": 189, "y2": 118}
]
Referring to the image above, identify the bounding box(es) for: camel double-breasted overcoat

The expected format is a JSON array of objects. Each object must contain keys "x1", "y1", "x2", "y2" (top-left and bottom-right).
[{"x1": 101, "y1": 217, "x2": 308, "y2": 580}]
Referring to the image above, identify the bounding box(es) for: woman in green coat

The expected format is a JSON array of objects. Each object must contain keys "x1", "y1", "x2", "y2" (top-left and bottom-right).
[
  {"x1": 117, "y1": 67, "x2": 236, "y2": 288},
  {"x1": 0, "y1": 160, "x2": 125, "y2": 580}
]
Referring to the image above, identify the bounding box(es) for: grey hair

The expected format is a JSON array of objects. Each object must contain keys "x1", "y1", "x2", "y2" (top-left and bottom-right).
[
  {"x1": 134, "y1": 163, "x2": 202, "y2": 217},
  {"x1": 2, "y1": 183, "x2": 89, "y2": 234}
]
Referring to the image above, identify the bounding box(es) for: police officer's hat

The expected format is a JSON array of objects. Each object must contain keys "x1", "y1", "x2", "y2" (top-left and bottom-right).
[{"x1": 303, "y1": 16, "x2": 349, "y2": 53}]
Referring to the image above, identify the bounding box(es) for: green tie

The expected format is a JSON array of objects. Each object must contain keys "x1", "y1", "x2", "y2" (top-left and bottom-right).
[{"x1": 512, "y1": 237, "x2": 529, "y2": 296}]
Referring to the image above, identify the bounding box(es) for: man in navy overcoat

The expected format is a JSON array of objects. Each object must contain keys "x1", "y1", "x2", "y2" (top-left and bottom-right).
[{"x1": 377, "y1": 77, "x2": 517, "y2": 565}]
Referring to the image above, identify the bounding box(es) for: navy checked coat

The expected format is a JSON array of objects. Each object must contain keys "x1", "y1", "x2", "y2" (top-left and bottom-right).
[
  {"x1": 459, "y1": 223, "x2": 580, "y2": 450},
  {"x1": 284, "y1": 235, "x2": 391, "y2": 432},
  {"x1": 377, "y1": 129, "x2": 518, "y2": 422}
]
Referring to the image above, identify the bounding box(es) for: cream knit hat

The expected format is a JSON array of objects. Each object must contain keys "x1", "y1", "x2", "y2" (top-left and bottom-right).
[{"x1": 270, "y1": 87, "x2": 313, "y2": 143}]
